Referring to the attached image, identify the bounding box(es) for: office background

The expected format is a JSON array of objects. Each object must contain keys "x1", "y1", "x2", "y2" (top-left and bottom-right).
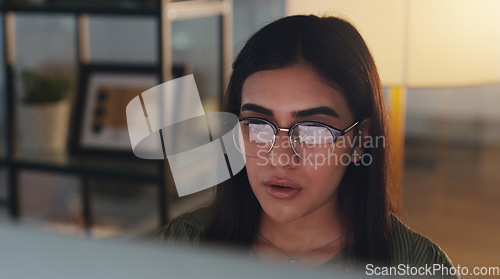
[{"x1": 0, "y1": 0, "x2": 498, "y2": 271}]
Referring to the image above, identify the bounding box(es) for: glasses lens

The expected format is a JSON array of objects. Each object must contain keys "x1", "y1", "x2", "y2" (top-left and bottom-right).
[
  {"x1": 235, "y1": 119, "x2": 275, "y2": 158},
  {"x1": 291, "y1": 123, "x2": 335, "y2": 162}
]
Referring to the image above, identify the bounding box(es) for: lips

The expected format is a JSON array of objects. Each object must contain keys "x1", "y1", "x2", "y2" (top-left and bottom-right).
[{"x1": 263, "y1": 178, "x2": 302, "y2": 199}]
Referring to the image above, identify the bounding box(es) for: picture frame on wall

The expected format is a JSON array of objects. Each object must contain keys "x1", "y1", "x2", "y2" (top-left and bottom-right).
[{"x1": 69, "y1": 63, "x2": 185, "y2": 157}]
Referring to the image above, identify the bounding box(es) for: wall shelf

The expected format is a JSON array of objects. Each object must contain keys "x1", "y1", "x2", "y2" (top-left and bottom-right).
[
  {"x1": 15, "y1": 153, "x2": 162, "y2": 183},
  {"x1": 0, "y1": 0, "x2": 157, "y2": 15}
]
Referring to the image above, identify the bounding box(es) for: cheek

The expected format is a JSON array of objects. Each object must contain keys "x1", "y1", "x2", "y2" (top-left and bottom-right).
[
  {"x1": 244, "y1": 157, "x2": 267, "y2": 187},
  {"x1": 302, "y1": 162, "x2": 346, "y2": 193},
  {"x1": 301, "y1": 145, "x2": 354, "y2": 192}
]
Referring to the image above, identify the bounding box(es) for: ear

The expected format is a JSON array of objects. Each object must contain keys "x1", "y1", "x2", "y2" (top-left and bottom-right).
[{"x1": 351, "y1": 118, "x2": 370, "y2": 163}]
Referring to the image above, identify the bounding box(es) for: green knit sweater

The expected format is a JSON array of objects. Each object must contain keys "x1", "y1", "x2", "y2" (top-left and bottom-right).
[{"x1": 156, "y1": 206, "x2": 457, "y2": 278}]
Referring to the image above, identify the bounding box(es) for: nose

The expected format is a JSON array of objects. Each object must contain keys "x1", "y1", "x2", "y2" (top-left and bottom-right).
[{"x1": 269, "y1": 130, "x2": 299, "y2": 167}]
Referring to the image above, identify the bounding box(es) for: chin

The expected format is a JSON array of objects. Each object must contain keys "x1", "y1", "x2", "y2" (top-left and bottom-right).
[{"x1": 261, "y1": 202, "x2": 306, "y2": 224}]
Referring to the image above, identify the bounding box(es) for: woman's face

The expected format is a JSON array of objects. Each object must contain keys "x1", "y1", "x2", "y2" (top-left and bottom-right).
[{"x1": 240, "y1": 63, "x2": 364, "y2": 224}]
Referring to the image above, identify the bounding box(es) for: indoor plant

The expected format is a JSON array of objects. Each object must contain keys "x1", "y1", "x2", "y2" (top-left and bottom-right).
[
  {"x1": 21, "y1": 70, "x2": 71, "y2": 105},
  {"x1": 18, "y1": 69, "x2": 72, "y2": 153}
]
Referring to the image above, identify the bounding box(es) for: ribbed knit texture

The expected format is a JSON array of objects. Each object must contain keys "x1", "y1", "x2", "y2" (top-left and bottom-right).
[{"x1": 155, "y1": 207, "x2": 456, "y2": 277}]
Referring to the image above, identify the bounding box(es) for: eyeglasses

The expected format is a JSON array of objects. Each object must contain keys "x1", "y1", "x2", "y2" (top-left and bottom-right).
[{"x1": 233, "y1": 117, "x2": 359, "y2": 163}]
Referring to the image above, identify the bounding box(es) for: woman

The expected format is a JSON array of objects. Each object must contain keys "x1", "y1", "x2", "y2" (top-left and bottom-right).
[{"x1": 157, "y1": 15, "x2": 454, "y2": 271}]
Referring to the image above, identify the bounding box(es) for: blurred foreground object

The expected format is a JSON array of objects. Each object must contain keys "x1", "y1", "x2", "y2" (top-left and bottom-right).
[{"x1": 0, "y1": 224, "x2": 357, "y2": 279}]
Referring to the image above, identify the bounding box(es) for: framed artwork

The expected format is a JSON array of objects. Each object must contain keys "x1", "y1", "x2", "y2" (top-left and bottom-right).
[{"x1": 70, "y1": 63, "x2": 185, "y2": 157}]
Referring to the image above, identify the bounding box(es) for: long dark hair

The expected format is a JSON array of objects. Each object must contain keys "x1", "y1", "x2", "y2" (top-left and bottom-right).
[{"x1": 205, "y1": 15, "x2": 393, "y2": 263}]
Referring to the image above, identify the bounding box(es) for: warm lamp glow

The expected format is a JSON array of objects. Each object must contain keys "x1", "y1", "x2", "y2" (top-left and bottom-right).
[
  {"x1": 407, "y1": 0, "x2": 500, "y2": 87},
  {"x1": 286, "y1": 0, "x2": 500, "y2": 87}
]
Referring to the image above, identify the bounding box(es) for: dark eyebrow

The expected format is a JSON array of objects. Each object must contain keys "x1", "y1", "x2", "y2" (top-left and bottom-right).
[
  {"x1": 293, "y1": 106, "x2": 339, "y2": 118},
  {"x1": 241, "y1": 103, "x2": 339, "y2": 118},
  {"x1": 241, "y1": 103, "x2": 273, "y2": 116}
]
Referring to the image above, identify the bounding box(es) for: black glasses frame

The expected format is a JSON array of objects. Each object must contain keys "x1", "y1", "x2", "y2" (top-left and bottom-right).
[{"x1": 234, "y1": 117, "x2": 360, "y2": 162}]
